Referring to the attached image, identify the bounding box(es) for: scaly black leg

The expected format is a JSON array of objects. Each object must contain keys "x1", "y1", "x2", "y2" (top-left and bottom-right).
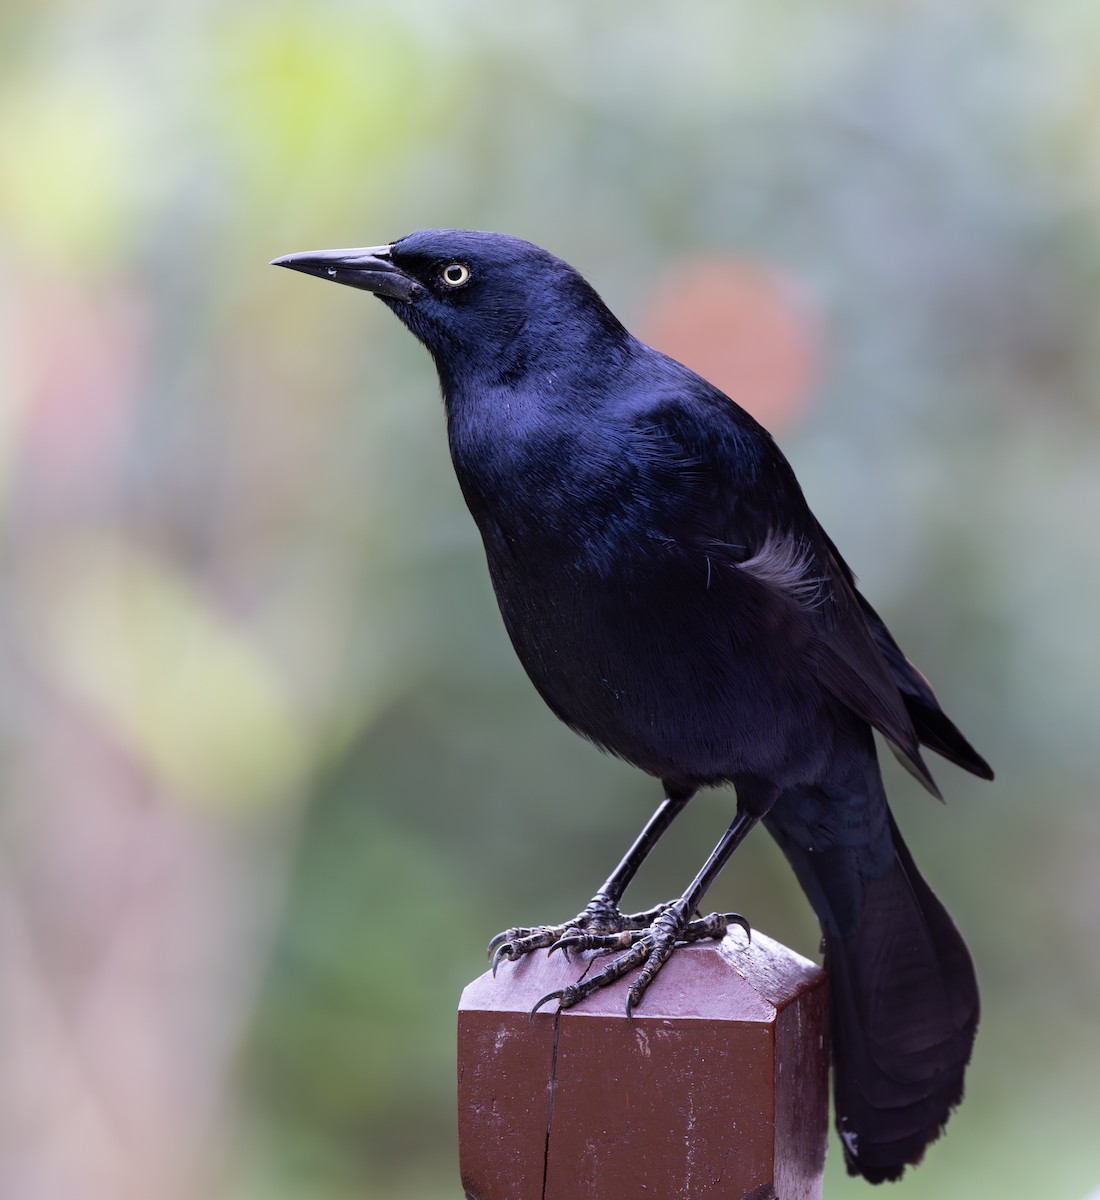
[
  {"x1": 488, "y1": 784, "x2": 694, "y2": 973},
  {"x1": 532, "y1": 806, "x2": 762, "y2": 1016}
]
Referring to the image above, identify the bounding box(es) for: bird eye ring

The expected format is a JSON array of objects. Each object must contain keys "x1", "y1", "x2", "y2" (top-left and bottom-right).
[{"x1": 441, "y1": 263, "x2": 470, "y2": 288}]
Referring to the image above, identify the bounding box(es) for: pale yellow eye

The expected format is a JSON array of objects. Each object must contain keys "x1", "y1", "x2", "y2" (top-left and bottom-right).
[{"x1": 441, "y1": 262, "x2": 470, "y2": 287}]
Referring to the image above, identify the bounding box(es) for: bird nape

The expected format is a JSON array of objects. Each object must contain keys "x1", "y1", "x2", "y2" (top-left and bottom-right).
[{"x1": 272, "y1": 229, "x2": 993, "y2": 1184}]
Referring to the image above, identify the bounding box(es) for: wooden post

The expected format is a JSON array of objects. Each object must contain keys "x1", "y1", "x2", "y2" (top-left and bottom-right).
[{"x1": 458, "y1": 929, "x2": 828, "y2": 1200}]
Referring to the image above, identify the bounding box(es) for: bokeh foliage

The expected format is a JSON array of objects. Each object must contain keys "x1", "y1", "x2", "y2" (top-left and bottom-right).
[{"x1": 2, "y1": 2, "x2": 1100, "y2": 1198}]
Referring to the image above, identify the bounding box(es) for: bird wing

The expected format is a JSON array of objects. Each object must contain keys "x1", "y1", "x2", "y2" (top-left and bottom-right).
[
  {"x1": 633, "y1": 373, "x2": 941, "y2": 795},
  {"x1": 811, "y1": 525, "x2": 994, "y2": 780}
]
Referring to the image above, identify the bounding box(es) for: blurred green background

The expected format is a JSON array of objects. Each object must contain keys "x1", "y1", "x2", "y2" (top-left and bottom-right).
[{"x1": 2, "y1": 1, "x2": 1099, "y2": 1197}]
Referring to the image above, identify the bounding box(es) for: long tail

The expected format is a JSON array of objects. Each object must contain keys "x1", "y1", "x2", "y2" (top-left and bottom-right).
[{"x1": 765, "y1": 768, "x2": 979, "y2": 1182}]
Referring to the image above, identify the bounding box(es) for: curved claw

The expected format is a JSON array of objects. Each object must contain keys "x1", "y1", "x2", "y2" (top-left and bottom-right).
[
  {"x1": 491, "y1": 942, "x2": 514, "y2": 977},
  {"x1": 530, "y1": 990, "x2": 565, "y2": 1018},
  {"x1": 486, "y1": 930, "x2": 511, "y2": 959},
  {"x1": 727, "y1": 912, "x2": 751, "y2": 941},
  {"x1": 703, "y1": 911, "x2": 750, "y2": 943},
  {"x1": 673, "y1": 910, "x2": 752, "y2": 947},
  {"x1": 546, "y1": 937, "x2": 571, "y2": 959}
]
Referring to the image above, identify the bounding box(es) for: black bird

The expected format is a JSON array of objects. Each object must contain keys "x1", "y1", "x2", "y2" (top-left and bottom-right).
[{"x1": 272, "y1": 230, "x2": 992, "y2": 1183}]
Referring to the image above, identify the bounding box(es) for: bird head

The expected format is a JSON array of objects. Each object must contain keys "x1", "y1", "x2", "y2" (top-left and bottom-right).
[{"x1": 271, "y1": 229, "x2": 628, "y2": 387}]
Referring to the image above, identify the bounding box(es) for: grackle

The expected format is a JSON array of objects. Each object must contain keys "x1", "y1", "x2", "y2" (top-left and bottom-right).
[{"x1": 272, "y1": 230, "x2": 992, "y2": 1183}]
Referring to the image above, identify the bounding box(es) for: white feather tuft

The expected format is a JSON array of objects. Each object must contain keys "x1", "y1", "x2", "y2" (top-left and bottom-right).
[{"x1": 737, "y1": 532, "x2": 827, "y2": 608}]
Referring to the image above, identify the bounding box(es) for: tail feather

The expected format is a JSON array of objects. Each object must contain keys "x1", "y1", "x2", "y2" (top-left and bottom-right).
[
  {"x1": 766, "y1": 794, "x2": 979, "y2": 1183},
  {"x1": 826, "y1": 820, "x2": 979, "y2": 1181}
]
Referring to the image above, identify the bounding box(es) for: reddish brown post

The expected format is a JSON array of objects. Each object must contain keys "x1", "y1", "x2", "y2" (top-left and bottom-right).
[{"x1": 458, "y1": 929, "x2": 828, "y2": 1200}]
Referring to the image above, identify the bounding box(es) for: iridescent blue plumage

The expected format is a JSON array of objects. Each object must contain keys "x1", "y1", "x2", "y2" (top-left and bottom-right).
[{"x1": 274, "y1": 229, "x2": 992, "y2": 1182}]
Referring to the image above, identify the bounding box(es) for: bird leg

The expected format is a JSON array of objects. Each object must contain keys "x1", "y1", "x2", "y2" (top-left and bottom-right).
[
  {"x1": 488, "y1": 787, "x2": 693, "y2": 974},
  {"x1": 531, "y1": 808, "x2": 760, "y2": 1016}
]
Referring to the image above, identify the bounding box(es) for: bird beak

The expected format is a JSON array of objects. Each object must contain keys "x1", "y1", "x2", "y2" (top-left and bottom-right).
[{"x1": 269, "y1": 244, "x2": 422, "y2": 302}]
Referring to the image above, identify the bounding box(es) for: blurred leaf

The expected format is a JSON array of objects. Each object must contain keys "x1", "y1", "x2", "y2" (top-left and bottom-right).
[
  {"x1": 209, "y1": 7, "x2": 458, "y2": 231},
  {"x1": 26, "y1": 536, "x2": 309, "y2": 811},
  {"x1": 0, "y1": 64, "x2": 137, "y2": 267}
]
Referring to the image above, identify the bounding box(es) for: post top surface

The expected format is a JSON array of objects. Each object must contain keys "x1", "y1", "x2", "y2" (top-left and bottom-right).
[{"x1": 460, "y1": 929, "x2": 823, "y2": 1023}]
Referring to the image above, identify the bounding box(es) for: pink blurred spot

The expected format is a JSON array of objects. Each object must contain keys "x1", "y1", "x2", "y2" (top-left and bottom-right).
[
  {"x1": 638, "y1": 258, "x2": 821, "y2": 433},
  {"x1": 16, "y1": 275, "x2": 147, "y2": 494}
]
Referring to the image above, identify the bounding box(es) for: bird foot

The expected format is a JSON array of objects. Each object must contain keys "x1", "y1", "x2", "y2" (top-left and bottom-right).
[
  {"x1": 490, "y1": 897, "x2": 748, "y2": 1016},
  {"x1": 487, "y1": 894, "x2": 669, "y2": 975},
  {"x1": 531, "y1": 903, "x2": 748, "y2": 1016}
]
